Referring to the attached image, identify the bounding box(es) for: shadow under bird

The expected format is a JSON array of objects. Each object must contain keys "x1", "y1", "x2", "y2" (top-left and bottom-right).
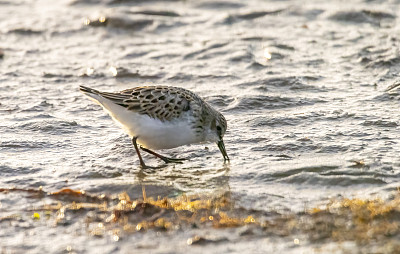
[{"x1": 79, "y1": 85, "x2": 229, "y2": 168}]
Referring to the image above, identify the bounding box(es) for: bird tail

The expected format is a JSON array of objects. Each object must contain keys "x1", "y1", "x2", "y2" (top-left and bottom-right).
[
  {"x1": 79, "y1": 85, "x2": 100, "y2": 95},
  {"x1": 79, "y1": 85, "x2": 106, "y2": 107}
]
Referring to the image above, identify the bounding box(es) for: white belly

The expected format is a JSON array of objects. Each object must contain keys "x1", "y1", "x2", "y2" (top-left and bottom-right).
[
  {"x1": 90, "y1": 94, "x2": 202, "y2": 149},
  {"x1": 123, "y1": 112, "x2": 201, "y2": 150}
]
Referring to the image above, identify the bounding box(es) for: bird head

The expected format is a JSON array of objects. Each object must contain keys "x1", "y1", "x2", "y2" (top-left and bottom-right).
[{"x1": 212, "y1": 114, "x2": 229, "y2": 161}]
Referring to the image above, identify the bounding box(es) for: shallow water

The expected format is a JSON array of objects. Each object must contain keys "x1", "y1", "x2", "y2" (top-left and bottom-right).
[{"x1": 1, "y1": 0, "x2": 400, "y2": 252}]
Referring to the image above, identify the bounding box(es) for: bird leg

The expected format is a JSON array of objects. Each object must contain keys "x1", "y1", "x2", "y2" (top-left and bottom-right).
[
  {"x1": 139, "y1": 146, "x2": 186, "y2": 164},
  {"x1": 132, "y1": 137, "x2": 147, "y2": 168}
]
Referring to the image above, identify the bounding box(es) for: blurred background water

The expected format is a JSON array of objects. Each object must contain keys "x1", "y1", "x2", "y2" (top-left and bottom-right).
[{"x1": 1, "y1": 0, "x2": 400, "y2": 253}]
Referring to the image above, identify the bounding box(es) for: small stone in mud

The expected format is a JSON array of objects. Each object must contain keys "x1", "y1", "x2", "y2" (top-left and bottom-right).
[{"x1": 132, "y1": 201, "x2": 162, "y2": 216}]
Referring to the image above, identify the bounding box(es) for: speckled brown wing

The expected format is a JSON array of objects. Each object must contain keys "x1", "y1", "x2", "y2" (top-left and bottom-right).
[{"x1": 98, "y1": 86, "x2": 194, "y2": 121}]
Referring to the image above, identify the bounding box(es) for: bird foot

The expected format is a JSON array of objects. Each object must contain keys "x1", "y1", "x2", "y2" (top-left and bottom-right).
[
  {"x1": 139, "y1": 146, "x2": 187, "y2": 164},
  {"x1": 159, "y1": 156, "x2": 186, "y2": 164}
]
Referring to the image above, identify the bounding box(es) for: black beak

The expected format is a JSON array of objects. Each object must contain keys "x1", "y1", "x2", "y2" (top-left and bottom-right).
[{"x1": 217, "y1": 139, "x2": 230, "y2": 161}]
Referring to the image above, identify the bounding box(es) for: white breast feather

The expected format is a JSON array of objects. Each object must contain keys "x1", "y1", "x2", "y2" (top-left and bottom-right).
[{"x1": 83, "y1": 92, "x2": 202, "y2": 149}]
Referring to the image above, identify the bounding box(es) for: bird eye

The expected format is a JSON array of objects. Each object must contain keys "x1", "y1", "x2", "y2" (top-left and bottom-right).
[{"x1": 216, "y1": 126, "x2": 222, "y2": 131}]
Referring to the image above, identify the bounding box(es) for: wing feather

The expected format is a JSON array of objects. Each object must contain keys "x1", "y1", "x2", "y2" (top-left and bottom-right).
[{"x1": 98, "y1": 86, "x2": 193, "y2": 121}]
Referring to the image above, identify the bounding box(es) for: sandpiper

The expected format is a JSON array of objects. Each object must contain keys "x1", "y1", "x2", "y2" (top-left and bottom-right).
[{"x1": 80, "y1": 85, "x2": 229, "y2": 167}]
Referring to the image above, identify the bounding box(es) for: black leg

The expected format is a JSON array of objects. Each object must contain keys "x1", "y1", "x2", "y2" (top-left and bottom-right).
[
  {"x1": 132, "y1": 137, "x2": 146, "y2": 168},
  {"x1": 140, "y1": 146, "x2": 186, "y2": 164}
]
